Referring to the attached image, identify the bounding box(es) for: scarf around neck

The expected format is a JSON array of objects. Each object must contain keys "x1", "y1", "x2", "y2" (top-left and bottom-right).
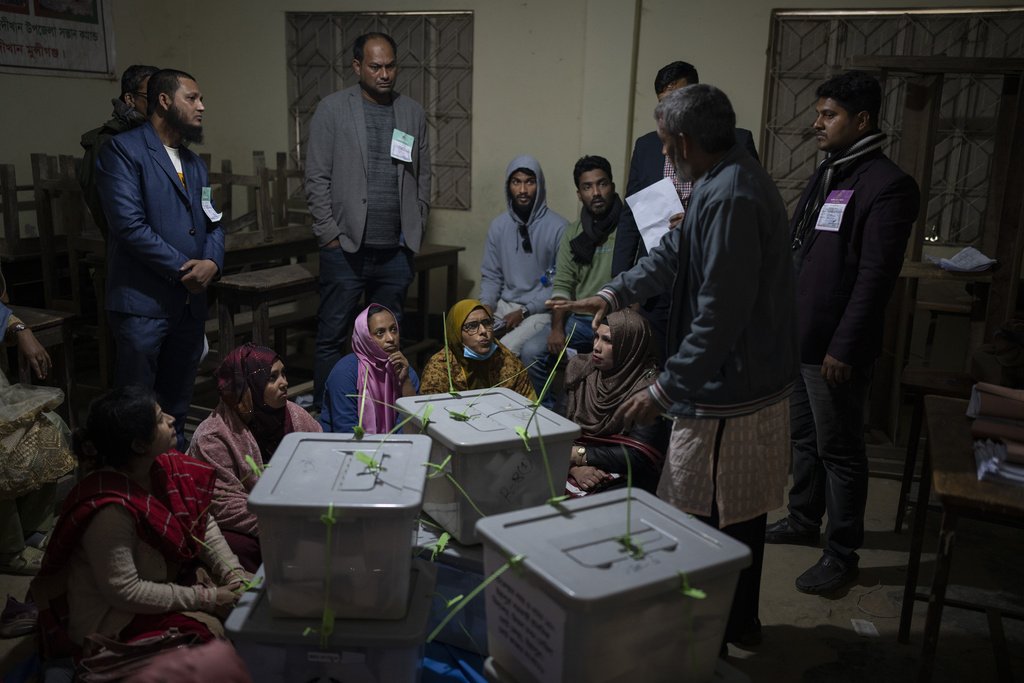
[
  {"x1": 791, "y1": 131, "x2": 887, "y2": 251},
  {"x1": 564, "y1": 308, "x2": 659, "y2": 437},
  {"x1": 215, "y1": 342, "x2": 292, "y2": 462},
  {"x1": 352, "y1": 304, "x2": 403, "y2": 434},
  {"x1": 570, "y1": 194, "x2": 623, "y2": 265}
]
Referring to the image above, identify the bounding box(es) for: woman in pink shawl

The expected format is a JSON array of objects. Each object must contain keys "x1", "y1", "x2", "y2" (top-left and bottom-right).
[
  {"x1": 187, "y1": 343, "x2": 321, "y2": 572},
  {"x1": 319, "y1": 304, "x2": 420, "y2": 434}
]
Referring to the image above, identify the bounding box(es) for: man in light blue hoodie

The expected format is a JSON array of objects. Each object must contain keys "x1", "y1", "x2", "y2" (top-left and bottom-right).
[{"x1": 478, "y1": 155, "x2": 569, "y2": 355}]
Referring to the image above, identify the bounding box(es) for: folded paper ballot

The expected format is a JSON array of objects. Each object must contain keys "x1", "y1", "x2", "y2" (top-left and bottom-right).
[
  {"x1": 967, "y1": 382, "x2": 1024, "y2": 422},
  {"x1": 925, "y1": 246, "x2": 996, "y2": 272}
]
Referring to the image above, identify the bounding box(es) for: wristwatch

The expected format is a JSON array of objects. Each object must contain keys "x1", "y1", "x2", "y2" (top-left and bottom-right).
[
  {"x1": 519, "y1": 305, "x2": 530, "y2": 318},
  {"x1": 11, "y1": 323, "x2": 27, "y2": 334},
  {"x1": 575, "y1": 445, "x2": 587, "y2": 467}
]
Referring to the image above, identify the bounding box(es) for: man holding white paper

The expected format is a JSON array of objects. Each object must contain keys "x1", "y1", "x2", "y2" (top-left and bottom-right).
[
  {"x1": 765, "y1": 71, "x2": 920, "y2": 595},
  {"x1": 305, "y1": 32, "x2": 431, "y2": 405}
]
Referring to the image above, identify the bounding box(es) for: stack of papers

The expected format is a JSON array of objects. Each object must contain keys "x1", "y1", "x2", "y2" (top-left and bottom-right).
[
  {"x1": 925, "y1": 246, "x2": 996, "y2": 272},
  {"x1": 968, "y1": 382, "x2": 1024, "y2": 485},
  {"x1": 975, "y1": 439, "x2": 1024, "y2": 485}
]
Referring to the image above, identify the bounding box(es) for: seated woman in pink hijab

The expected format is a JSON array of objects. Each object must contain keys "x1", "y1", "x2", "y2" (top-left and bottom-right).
[
  {"x1": 187, "y1": 343, "x2": 321, "y2": 572},
  {"x1": 319, "y1": 304, "x2": 420, "y2": 435}
]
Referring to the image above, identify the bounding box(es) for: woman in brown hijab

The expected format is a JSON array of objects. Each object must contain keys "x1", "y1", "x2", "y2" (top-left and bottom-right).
[{"x1": 563, "y1": 308, "x2": 668, "y2": 494}]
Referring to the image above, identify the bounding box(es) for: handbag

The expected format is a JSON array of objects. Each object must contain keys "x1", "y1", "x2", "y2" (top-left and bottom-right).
[{"x1": 79, "y1": 629, "x2": 201, "y2": 683}]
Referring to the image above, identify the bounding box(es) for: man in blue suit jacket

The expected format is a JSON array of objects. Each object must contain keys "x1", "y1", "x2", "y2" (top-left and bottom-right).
[
  {"x1": 96, "y1": 69, "x2": 224, "y2": 449},
  {"x1": 612, "y1": 61, "x2": 759, "y2": 361}
]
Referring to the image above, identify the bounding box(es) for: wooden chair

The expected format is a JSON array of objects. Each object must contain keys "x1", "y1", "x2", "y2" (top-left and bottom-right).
[{"x1": 0, "y1": 163, "x2": 39, "y2": 261}]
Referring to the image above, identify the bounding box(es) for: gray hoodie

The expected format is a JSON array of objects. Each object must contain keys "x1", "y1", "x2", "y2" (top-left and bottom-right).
[{"x1": 478, "y1": 155, "x2": 569, "y2": 315}]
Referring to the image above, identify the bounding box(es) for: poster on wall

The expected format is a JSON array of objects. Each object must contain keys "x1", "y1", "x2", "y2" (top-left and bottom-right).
[{"x1": 0, "y1": 0, "x2": 115, "y2": 78}]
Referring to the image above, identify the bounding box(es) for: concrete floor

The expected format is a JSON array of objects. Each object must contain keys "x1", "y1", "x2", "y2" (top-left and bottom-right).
[{"x1": 3, "y1": 452, "x2": 1023, "y2": 682}]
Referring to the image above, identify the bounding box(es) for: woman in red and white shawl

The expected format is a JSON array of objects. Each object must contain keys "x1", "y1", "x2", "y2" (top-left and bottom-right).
[
  {"x1": 187, "y1": 343, "x2": 321, "y2": 572},
  {"x1": 318, "y1": 303, "x2": 420, "y2": 434},
  {"x1": 30, "y1": 386, "x2": 248, "y2": 665}
]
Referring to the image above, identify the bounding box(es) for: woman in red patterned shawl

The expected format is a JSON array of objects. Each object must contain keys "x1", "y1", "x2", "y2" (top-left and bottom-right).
[
  {"x1": 187, "y1": 343, "x2": 321, "y2": 572},
  {"x1": 30, "y1": 386, "x2": 248, "y2": 665}
]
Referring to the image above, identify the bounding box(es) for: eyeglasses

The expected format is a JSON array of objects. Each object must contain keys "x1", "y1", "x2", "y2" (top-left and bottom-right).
[
  {"x1": 518, "y1": 225, "x2": 532, "y2": 254},
  {"x1": 131, "y1": 91, "x2": 148, "y2": 100},
  {"x1": 462, "y1": 318, "x2": 494, "y2": 334}
]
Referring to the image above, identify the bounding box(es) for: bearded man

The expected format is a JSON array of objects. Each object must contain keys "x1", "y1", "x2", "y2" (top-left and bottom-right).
[{"x1": 96, "y1": 68, "x2": 224, "y2": 450}]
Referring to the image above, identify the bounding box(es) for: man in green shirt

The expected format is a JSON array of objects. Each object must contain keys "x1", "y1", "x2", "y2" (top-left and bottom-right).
[{"x1": 520, "y1": 155, "x2": 623, "y2": 406}]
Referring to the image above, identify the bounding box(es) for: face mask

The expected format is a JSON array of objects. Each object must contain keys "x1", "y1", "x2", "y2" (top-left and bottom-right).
[{"x1": 463, "y1": 343, "x2": 497, "y2": 361}]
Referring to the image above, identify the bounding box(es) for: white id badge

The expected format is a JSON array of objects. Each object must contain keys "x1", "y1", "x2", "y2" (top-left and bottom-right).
[
  {"x1": 390, "y1": 129, "x2": 414, "y2": 162},
  {"x1": 201, "y1": 187, "x2": 223, "y2": 221},
  {"x1": 815, "y1": 190, "x2": 852, "y2": 232}
]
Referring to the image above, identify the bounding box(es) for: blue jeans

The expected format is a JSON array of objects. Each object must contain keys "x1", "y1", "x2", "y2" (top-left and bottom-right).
[
  {"x1": 786, "y1": 362, "x2": 873, "y2": 564},
  {"x1": 520, "y1": 313, "x2": 596, "y2": 408},
  {"x1": 315, "y1": 245, "x2": 414, "y2": 405},
  {"x1": 109, "y1": 306, "x2": 206, "y2": 452}
]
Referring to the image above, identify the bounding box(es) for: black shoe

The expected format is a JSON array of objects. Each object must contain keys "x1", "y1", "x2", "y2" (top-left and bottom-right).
[
  {"x1": 795, "y1": 555, "x2": 858, "y2": 594},
  {"x1": 764, "y1": 517, "x2": 819, "y2": 547}
]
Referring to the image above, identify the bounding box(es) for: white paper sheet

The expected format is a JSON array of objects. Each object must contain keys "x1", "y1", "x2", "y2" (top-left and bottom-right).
[
  {"x1": 625, "y1": 177, "x2": 685, "y2": 254},
  {"x1": 925, "y1": 246, "x2": 996, "y2": 272}
]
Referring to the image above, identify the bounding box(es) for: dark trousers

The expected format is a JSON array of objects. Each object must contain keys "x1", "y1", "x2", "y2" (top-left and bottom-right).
[
  {"x1": 110, "y1": 306, "x2": 205, "y2": 452},
  {"x1": 786, "y1": 362, "x2": 873, "y2": 564}
]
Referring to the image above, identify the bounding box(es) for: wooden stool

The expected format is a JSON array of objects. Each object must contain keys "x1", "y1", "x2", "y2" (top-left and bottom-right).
[
  {"x1": 3, "y1": 305, "x2": 77, "y2": 430},
  {"x1": 211, "y1": 264, "x2": 318, "y2": 358},
  {"x1": 894, "y1": 366, "x2": 974, "y2": 533}
]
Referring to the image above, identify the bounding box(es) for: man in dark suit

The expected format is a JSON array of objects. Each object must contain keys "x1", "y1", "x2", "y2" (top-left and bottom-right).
[
  {"x1": 97, "y1": 69, "x2": 225, "y2": 449},
  {"x1": 765, "y1": 71, "x2": 920, "y2": 594},
  {"x1": 611, "y1": 61, "x2": 758, "y2": 360}
]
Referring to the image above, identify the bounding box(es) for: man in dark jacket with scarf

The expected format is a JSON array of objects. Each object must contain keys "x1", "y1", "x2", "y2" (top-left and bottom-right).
[
  {"x1": 79, "y1": 64, "x2": 160, "y2": 238},
  {"x1": 765, "y1": 71, "x2": 920, "y2": 594}
]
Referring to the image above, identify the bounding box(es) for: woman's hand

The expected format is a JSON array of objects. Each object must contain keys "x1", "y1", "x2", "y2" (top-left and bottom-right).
[
  {"x1": 388, "y1": 351, "x2": 411, "y2": 383},
  {"x1": 15, "y1": 327, "x2": 51, "y2": 380},
  {"x1": 215, "y1": 581, "x2": 243, "y2": 607},
  {"x1": 570, "y1": 465, "x2": 611, "y2": 492}
]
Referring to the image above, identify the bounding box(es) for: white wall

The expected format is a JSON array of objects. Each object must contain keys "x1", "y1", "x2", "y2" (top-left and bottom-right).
[{"x1": 0, "y1": 0, "x2": 1011, "y2": 303}]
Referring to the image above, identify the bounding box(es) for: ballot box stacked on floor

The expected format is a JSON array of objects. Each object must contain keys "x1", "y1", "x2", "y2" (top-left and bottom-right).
[
  {"x1": 475, "y1": 489, "x2": 753, "y2": 683},
  {"x1": 233, "y1": 432, "x2": 435, "y2": 683},
  {"x1": 396, "y1": 388, "x2": 581, "y2": 545}
]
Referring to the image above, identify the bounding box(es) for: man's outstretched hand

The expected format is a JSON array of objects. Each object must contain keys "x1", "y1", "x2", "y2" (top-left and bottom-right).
[{"x1": 546, "y1": 296, "x2": 610, "y2": 330}]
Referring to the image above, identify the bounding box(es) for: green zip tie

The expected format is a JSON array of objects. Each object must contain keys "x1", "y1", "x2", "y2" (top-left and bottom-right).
[
  {"x1": 355, "y1": 451, "x2": 381, "y2": 473},
  {"x1": 427, "y1": 553, "x2": 525, "y2": 642},
  {"x1": 678, "y1": 570, "x2": 706, "y2": 671},
  {"x1": 319, "y1": 502, "x2": 337, "y2": 649},
  {"x1": 354, "y1": 365, "x2": 369, "y2": 439},
  {"x1": 429, "y1": 532, "x2": 451, "y2": 562}
]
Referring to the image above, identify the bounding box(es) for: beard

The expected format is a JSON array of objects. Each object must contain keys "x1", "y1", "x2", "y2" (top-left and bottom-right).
[{"x1": 167, "y1": 101, "x2": 204, "y2": 145}]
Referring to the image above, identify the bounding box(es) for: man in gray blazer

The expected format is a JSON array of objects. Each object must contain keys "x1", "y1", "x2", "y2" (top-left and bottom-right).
[{"x1": 305, "y1": 32, "x2": 431, "y2": 405}]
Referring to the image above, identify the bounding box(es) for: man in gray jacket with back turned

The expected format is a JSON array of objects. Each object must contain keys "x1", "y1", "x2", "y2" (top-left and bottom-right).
[
  {"x1": 551, "y1": 84, "x2": 798, "y2": 647},
  {"x1": 305, "y1": 31, "x2": 431, "y2": 405}
]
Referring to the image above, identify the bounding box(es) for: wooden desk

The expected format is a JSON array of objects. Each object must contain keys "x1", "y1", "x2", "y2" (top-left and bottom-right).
[
  {"x1": 408, "y1": 244, "x2": 465, "y2": 365},
  {"x1": 211, "y1": 264, "x2": 318, "y2": 358},
  {"x1": 3, "y1": 305, "x2": 76, "y2": 430},
  {"x1": 898, "y1": 395, "x2": 1024, "y2": 682}
]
